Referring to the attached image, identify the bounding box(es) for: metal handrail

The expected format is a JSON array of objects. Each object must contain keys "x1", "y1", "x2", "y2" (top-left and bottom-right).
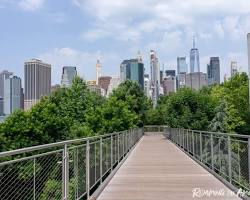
[
  {"x1": 180, "y1": 128, "x2": 250, "y2": 139},
  {"x1": 0, "y1": 128, "x2": 144, "y2": 200},
  {"x1": 0, "y1": 128, "x2": 137, "y2": 158},
  {"x1": 168, "y1": 127, "x2": 250, "y2": 197}
]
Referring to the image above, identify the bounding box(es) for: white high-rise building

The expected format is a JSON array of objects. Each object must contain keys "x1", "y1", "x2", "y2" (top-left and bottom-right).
[
  {"x1": 61, "y1": 66, "x2": 77, "y2": 87},
  {"x1": 150, "y1": 50, "x2": 160, "y2": 108},
  {"x1": 144, "y1": 75, "x2": 151, "y2": 98},
  {"x1": 96, "y1": 60, "x2": 101, "y2": 85},
  {"x1": 177, "y1": 57, "x2": 188, "y2": 74},
  {"x1": 230, "y1": 61, "x2": 238, "y2": 77},
  {"x1": 107, "y1": 76, "x2": 120, "y2": 96}
]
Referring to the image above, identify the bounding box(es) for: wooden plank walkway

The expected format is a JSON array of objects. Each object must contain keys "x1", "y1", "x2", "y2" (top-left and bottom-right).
[{"x1": 97, "y1": 134, "x2": 240, "y2": 200}]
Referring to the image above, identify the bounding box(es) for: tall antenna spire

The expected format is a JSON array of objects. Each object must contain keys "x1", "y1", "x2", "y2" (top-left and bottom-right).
[{"x1": 193, "y1": 35, "x2": 196, "y2": 48}]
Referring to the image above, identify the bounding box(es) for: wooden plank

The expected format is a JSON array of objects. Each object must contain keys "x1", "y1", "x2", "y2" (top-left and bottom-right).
[{"x1": 97, "y1": 135, "x2": 241, "y2": 200}]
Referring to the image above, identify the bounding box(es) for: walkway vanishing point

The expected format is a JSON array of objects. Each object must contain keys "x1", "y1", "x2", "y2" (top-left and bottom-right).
[{"x1": 97, "y1": 134, "x2": 240, "y2": 200}]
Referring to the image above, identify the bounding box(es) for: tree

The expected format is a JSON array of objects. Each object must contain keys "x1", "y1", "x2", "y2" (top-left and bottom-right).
[
  {"x1": 211, "y1": 73, "x2": 249, "y2": 134},
  {"x1": 146, "y1": 88, "x2": 216, "y2": 130},
  {"x1": 111, "y1": 80, "x2": 150, "y2": 127},
  {"x1": 0, "y1": 77, "x2": 105, "y2": 151}
]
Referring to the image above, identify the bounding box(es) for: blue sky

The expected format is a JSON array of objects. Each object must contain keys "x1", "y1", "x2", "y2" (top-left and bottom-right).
[{"x1": 0, "y1": 0, "x2": 250, "y2": 84}]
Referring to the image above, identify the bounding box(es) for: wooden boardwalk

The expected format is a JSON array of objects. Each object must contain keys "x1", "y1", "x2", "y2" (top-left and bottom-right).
[{"x1": 97, "y1": 134, "x2": 240, "y2": 200}]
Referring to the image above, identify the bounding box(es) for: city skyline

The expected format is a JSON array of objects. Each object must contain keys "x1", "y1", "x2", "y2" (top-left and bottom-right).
[{"x1": 0, "y1": 1, "x2": 250, "y2": 84}]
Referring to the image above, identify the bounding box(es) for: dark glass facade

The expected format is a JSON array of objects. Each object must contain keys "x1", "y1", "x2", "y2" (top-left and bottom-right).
[
  {"x1": 207, "y1": 57, "x2": 220, "y2": 85},
  {"x1": 120, "y1": 59, "x2": 144, "y2": 89}
]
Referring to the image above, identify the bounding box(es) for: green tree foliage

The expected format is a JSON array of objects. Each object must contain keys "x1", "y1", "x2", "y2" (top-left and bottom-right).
[
  {"x1": 0, "y1": 77, "x2": 103, "y2": 151},
  {"x1": 111, "y1": 80, "x2": 151, "y2": 126},
  {"x1": 145, "y1": 72, "x2": 250, "y2": 134},
  {"x1": 211, "y1": 73, "x2": 249, "y2": 134},
  {"x1": 0, "y1": 78, "x2": 149, "y2": 151},
  {"x1": 163, "y1": 88, "x2": 216, "y2": 130},
  {"x1": 146, "y1": 88, "x2": 216, "y2": 130},
  {"x1": 86, "y1": 80, "x2": 150, "y2": 133},
  {"x1": 208, "y1": 101, "x2": 228, "y2": 132}
]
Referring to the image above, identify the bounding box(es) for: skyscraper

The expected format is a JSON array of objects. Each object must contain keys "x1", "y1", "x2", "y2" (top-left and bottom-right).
[
  {"x1": 107, "y1": 76, "x2": 120, "y2": 96},
  {"x1": 144, "y1": 74, "x2": 151, "y2": 98},
  {"x1": 120, "y1": 59, "x2": 144, "y2": 89},
  {"x1": 186, "y1": 72, "x2": 208, "y2": 90},
  {"x1": 177, "y1": 57, "x2": 188, "y2": 74},
  {"x1": 4, "y1": 76, "x2": 23, "y2": 115},
  {"x1": 24, "y1": 59, "x2": 51, "y2": 110},
  {"x1": 207, "y1": 57, "x2": 220, "y2": 85},
  {"x1": 61, "y1": 66, "x2": 77, "y2": 87},
  {"x1": 190, "y1": 38, "x2": 200, "y2": 73},
  {"x1": 87, "y1": 81, "x2": 102, "y2": 95},
  {"x1": 177, "y1": 57, "x2": 188, "y2": 90},
  {"x1": 0, "y1": 70, "x2": 13, "y2": 98},
  {"x1": 163, "y1": 76, "x2": 176, "y2": 96},
  {"x1": 150, "y1": 50, "x2": 160, "y2": 108},
  {"x1": 247, "y1": 33, "x2": 250, "y2": 109},
  {"x1": 0, "y1": 70, "x2": 13, "y2": 115},
  {"x1": 96, "y1": 60, "x2": 101, "y2": 85},
  {"x1": 160, "y1": 70, "x2": 163, "y2": 85},
  {"x1": 165, "y1": 70, "x2": 176, "y2": 77},
  {"x1": 0, "y1": 97, "x2": 3, "y2": 115},
  {"x1": 230, "y1": 61, "x2": 238, "y2": 77},
  {"x1": 98, "y1": 76, "x2": 112, "y2": 96}
]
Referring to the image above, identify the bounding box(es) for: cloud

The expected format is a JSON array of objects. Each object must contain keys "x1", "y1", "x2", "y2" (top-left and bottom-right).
[
  {"x1": 74, "y1": 0, "x2": 250, "y2": 79},
  {"x1": 147, "y1": 31, "x2": 183, "y2": 53},
  {"x1": 77, "y1": 0, "x2": 250, "y2": 42},
  {"x1": 82, "y1": 29, "x2": 111, "y2": 41},
  {"x1": 19, "y1": 0, "x2": 44, "y2": 11},
  {"x1": 38, "y1": 47, "x2": 121, "y2": 84}
]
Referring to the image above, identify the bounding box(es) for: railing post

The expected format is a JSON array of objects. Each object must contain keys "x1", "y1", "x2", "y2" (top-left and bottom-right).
[
  {"x1": 228, "y1": 136, "x2": 232, "y2": 183},
  {"x1": 100, "y1": 138, "x2": 103, "y2": 184},
  {"x1": 86, "y1": 140, "x2": 90, "y2": 199},
  {"x1": 178, "y1": 129, "x2": 180, "y2": 146},
  {"x1": 62, "y1": 144, "x2": 69, "y2": 200},
  {"x1": 200, "y1": 132, "x2": 202, "y2": 161},
  {"x1": 182, "y1": 130, "x2": 185, "y2": 149},
  {"x1": 238, "y1": 142, "x2": 241, "y2": 182},
  {"x1": 123, "y1": 132, "x2": 125, "y2": 157},
  {"x1": 94, "y1": 143, "x2": 97, "y2": 182},
  {"x1": 248, "y1": 138, "x2": 250, "y2": 184},
  {"x1": 118, "y1": 133, "x2": 120, "y2": 163},
  {"x1": 192, "y1": 131, "x2": 195, "y2": 155},
  {"x1": 219, "y1": 138, "x2": 222, "y2": 172},
  {"x1": 211, "y1": 134, "x2": 214, "y2": 170},
  {"x1": 33, "y1": 157, "x2": 36, "y2": 200},
  {"x1": 75, "y1": 148, "x2": 79, "y2": 198},
  {"x1": 111, "y1": 135, "x2": 113, "y2": 171}
]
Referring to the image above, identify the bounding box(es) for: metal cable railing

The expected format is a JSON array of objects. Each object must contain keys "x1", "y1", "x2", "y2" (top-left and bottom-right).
[
  {"x1": 168, "y1": 128, "x2": 250, "y2": 194},
  {"x1": 0, "y1": 128, "x2": 143, "y2": 200},
  {"x1": 143, "y1": 125, "x2": 168, "y2": 133}
]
